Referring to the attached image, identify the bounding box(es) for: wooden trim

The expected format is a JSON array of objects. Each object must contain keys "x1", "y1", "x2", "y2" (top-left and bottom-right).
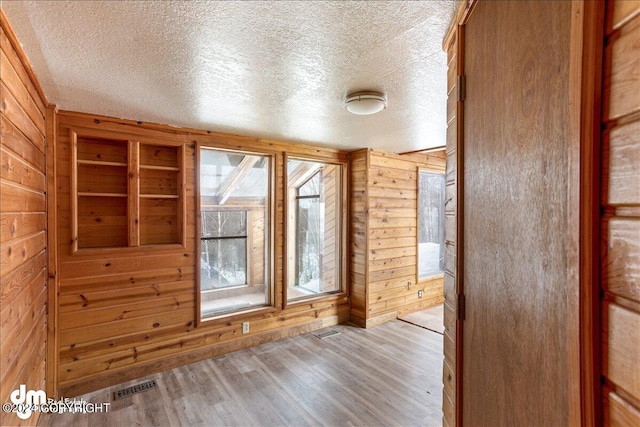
[
  {"x1": 364, "y1": 149, "x2": 370, "y2": 322},
  {"x1": 455, "y1": 22, "x2": 466, "y2": 427},
  {"x1": 283, "y1": 152, "x2": 291, "y2": 308},
  {"x1": 178, "y1": 144, "x2": 187, "y2": 248},
  {"x1": 63, "y1": 122, "x2": 183, "y2": 146},
  {"x1": 442, "y1": 0, "x2": 478, "y2": 51},
  {"x1": 57, "y1": 110, "x2": 347, "y2": 161},
  {"x1": 45, "y1": 105, "x2": 58, "y2": 398},
  {"x1": 575, "y1": 1, "x2": 606, "y2": 425},
  {"x1": 341, "y1": 155, "x2": 349, "y2": 305},
  {"x1": 128, "y1": 141, "x2": 140, "y2": 247},
  {"x1": 70, "y1": 129, "x2": 79, "y2": 253},
  {"x1": 195, "y1": 143, "x2": 202, "y2": 327},
  {"x1": 0, "y1": 7, "x2": 48, "y2": 106},
  {"x1": 270, "y1": 152, "x2": 277, "y2": 309},
  {"x1": 199, "y1": 305, "x2": 277, "y2": 324},
  {"x1": 398, "y1": 146, "x2": 446, "y2": 155}
]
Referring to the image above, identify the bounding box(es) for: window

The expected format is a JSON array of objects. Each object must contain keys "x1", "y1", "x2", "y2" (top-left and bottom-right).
[
  {"x1": 418, "y1": 171, "x2": 445, "y2": 277},
  {"x1": 199, "y1": 148, "x2": 271, "y2": 317},
  {"x1": 287, "y1": 159, "x2": 343, "y2": 301},
  {"x1": 201, "y1": 211, "x2": 247, "y2": 290}
]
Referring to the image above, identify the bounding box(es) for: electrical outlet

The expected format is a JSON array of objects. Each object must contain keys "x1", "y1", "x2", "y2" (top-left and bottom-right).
[
  {"x1": 242, "y1": 322, "x2": 250, "y2": 334},
  {"x1": 418, "y1": 290, "x2": 423, "y2": 298}
]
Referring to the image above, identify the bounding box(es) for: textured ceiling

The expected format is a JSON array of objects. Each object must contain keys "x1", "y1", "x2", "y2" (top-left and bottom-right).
[{"x1": 2, "y1": 1, "x2": 457, "y2": 152}]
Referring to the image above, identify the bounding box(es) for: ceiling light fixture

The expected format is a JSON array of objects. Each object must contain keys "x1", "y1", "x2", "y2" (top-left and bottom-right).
[{"x1": 344, "y1": 91, "x2": 387, "y2": 115}]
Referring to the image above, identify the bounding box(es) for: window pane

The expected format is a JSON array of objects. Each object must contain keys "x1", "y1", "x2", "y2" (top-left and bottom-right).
[
  {"x1": 287, "y1": 160, "x2": 342, "y2": 301},
  {"x1": 201, "y1": 211, "x2": 246, "y2": 238},
  {"x1": 418, "y1": 172, "x2": 445, "y2": 277},
  {"x1": 201, "y1": 238, "x2": 247, "y2": 290},
  {"x1": 296, "y1": 196, "x2": 321, "y2": 289},
  {"x1": 298, "y1": 172, "x2": 320, "y2": 197},
  {"x1": 200, "y1": 148, "x2": 271, "y2": 317}
]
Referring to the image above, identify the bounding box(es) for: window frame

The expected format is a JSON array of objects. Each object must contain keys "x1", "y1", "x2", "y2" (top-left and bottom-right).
[
  {"x1": 417, "y1": 167, "x2": 446, "y2": 283},
  {"x1": 196, "y1": 145, "x2": 276, "y2": 324},
  {"x1": 283, "y1": 154, "x2": 348, "y2": 308}
]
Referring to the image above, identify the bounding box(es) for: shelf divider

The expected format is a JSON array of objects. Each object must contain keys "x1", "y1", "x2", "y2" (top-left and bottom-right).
[
  {"x1": 129, "y1": 141, "x2": 140, "y2": 247},
  {"x1": 78, "y1": 159, "x2": 127, "y2": 167}
]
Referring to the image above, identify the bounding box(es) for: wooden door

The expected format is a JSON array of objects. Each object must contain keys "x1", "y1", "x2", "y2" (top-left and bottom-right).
[{"x1": 461, "y1": 1, "x2": 574, "y2": 424}]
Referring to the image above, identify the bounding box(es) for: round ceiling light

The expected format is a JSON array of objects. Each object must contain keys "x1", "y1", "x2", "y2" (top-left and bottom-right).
[{"x1": 344, "y1": 91, "x2": 387, "y2": 115}]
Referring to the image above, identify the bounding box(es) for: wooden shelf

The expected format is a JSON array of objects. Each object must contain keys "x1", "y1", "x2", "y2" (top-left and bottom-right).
[
  {"x1": 72, "y1": 134, "x2": 185, "y2": 250},
  {"x1": 78, "y1": 192, "x2": 128, "y2": 198},
  {"x1": 140, "y1": 164, "x2": 180, "y2": 171},
  {"x1": 77, "y1": 159, "x2": 127, "y2": 167},
  {"x1": 140, "y1": 194, "x2": 179, "y2": 199}
]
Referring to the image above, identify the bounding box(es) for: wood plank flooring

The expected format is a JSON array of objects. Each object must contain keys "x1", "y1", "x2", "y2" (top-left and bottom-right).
[
  {"x1": 399, "y1": 304, "x2": 445, "y2": 334},
  {"x1": 39, "y1": 320, "x2": 443, "y2": 427}
]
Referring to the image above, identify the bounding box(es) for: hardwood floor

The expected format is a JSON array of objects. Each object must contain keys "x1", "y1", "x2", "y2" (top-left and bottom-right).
[
  {"x1": 399, "y1": 304, "x2": 445, "y2": 334},
  {"x1": 39, "y1": 320, "x2": 443, "y2": 427}
]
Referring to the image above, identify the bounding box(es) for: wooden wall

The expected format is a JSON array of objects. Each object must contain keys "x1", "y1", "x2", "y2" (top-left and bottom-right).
[
  {"x1": 320, "y1": 165, "x2": 338, "y2": 292},
  {"x1": 601, "y1": 1, "x2": 640, "y2": 424},
  {"x1": 54, "y1": 111, "x2": 349, "y2": 397},
  {"x1": 461, "y1": 1, "x2": 574, "y2": 425},
  {"x1": 349, "y1": 149, "x2": 368, "y2": 324},
  {"x1": 0, "y1": 9, "x2": 49, "y2": 427},
  {"x1": 348, "y1": 149, "x2": 445, "y2": 328}
]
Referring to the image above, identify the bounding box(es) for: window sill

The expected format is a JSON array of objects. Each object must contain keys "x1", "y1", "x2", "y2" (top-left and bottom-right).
[
  {"x1": 418, "y1": 272, "x2": 445, "y2": 283},
  {"x1": 199, "y1": 304, "x2": 276, "y2": 325}
]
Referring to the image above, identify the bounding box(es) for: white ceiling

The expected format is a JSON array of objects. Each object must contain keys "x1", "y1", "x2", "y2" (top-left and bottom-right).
[{"x1": 2, "y1": 1, "x2": 457, "y2": 153}]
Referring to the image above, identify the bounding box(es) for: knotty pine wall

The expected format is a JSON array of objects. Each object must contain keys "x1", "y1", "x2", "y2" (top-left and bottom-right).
[
  {"x1": 349, "y1": 149, "x2": 446, "y2": 328},
  {"x1": 601, "y1": 1, "x2": 640, "y2": 424},
  {"x1": 54, "y1": 111, "x2": 350, "y2": 397},
  {"x1": 0, "y1": 10, "x2": 49, "y2": 427}
]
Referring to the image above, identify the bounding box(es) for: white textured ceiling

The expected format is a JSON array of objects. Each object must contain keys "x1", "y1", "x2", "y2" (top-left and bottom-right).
[{"x1": 2, "y1": 0, "x2": 456, "y2": 152}]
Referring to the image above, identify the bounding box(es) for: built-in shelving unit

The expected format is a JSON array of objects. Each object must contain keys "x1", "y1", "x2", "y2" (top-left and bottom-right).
[
  {"x1": 71, "y1": 131, "x2": 185, "y2": 251},
  {"x1": 139, "y1": 143, "x2": 182, "y2": 245}
]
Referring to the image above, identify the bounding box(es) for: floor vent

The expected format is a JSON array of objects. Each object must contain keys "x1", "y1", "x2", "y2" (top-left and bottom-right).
[
  {"x1": 314, "y1": 330, "x2": 341, "y2": 339},
  {"x1": 113, "y1": 380, "x2": 158, "y2": 400}
]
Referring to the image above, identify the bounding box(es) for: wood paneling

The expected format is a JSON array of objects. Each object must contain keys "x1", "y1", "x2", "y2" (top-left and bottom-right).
[
  {"x1": 0, "y1": 8, "x2": 48, "y2": 426},
  {"x1": 462, "y1": 1, "x2": 573, "y2": 425},
  {"x1": 604, "y1": 13, "x2": 640, "y2": 120},
  {"x1": 602, "y1": 2, "x2": 640, "y2": 422},
  {"x1": 348, "y1": 149, "x2": 368, "y2": 325},
  {"x1": 442, "y1": 23, "x2": 460, "y2": 427},
  {"x1": 54, "y1": 111, "x2": 350, "y2": 396},
  {"x1": 348, "y1": 148, "x2": 445, "y2": 328},
  {"x1": 603, "y1": 120, "x2": 640, "y2": 206},
  {"x1": 602, "y1": 302, "x2": 640, "y2": 399},
  {"x1": 605, "y1": 390, "x2": 640, "y2": 426}
]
